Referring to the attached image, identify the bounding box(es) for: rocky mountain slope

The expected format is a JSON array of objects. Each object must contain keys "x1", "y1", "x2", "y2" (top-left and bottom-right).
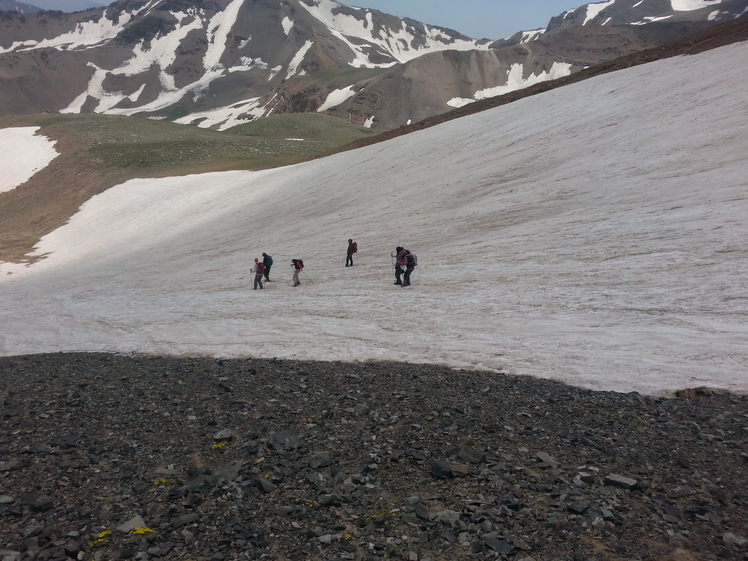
[
  {"x1": 1, "y1": 0, "x2": 746, "y2": 130},
  {"x1": 1, "y1": 353, "x2": 746, "y2": 561}
]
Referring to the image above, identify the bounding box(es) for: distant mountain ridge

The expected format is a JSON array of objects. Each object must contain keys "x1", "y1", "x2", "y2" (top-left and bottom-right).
[
  {"x1": 0, "y1": 0, "x2": 746, "y2": 130},
  {"x1": 0, "y1": 0, "x2": 40, "y2": 13},
  {"x1": 0, "y1": 0, "x2": 106, "y2": 12}
]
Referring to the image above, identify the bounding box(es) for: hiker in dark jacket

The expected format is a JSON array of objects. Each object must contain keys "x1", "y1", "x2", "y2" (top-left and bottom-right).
[
  {"x1": 346, "y1": 239, "x2": 356, "y2": 267},
  {"x1": 402, "y1": 250, "x2": 416, "y2": 287},
  {"x1": 393, "y1": 246, "x2": 404, "y2": 285},
  {"x1": 291, "y1": 259, "x2": 303, "y2": 286},
  {"x1": 262, "y1": 252, "x2": 273, "y2": 281}
]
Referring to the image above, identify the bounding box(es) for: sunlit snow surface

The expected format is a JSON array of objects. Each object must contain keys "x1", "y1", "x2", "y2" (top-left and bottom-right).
[
  {"x1": 0, "y1": 128, "x2": 58, "y2": 194},
  {"x1": 1, "y1": 44, "x2": 747, "y2": 396}
]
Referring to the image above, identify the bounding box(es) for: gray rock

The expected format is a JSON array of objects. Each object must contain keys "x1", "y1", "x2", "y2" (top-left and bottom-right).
[
  {"x1": 21, "y1": 526, "x2": 42, "y2": 539},
  {"x1": 268, "y1": 430, "x2": 306, "y2": 451},
  {"x1": 457, "y1": 447, "x2": 486, "y2": 464},
  {"x1": 169, "y1": 513, "x2": 199, "y2": 529},
  {"x1": 484, "y1": 537, "x2": 513, "y2": 555},
  {"x1": 213, "y1": 429, "x2": 235, "y2": 442},
  {"x1": 0, "y1": 461, "x2": 20, "y2": 473},
  {"x1": 116, "y1": 515, "x2": 146, "y2": 533},
  {"x1": 604, "y1": 474, "x2": 638, "y2": 490},
  {"x1": 309, "y1": 452, "x2": 333, "y2": 468},
  {"x1": 568, "y1": 500, "x2": 591, "y2": 515},
  {"x1": 536, "y1": 452, "x2": 559, "y2": 468},
  {"x1": 430, "y1": 460, "x2": 453, "y2": 478},
  {"x1": 450, "y1": 463, "x2": 472, "y2": 477},
  {"x1": 19, "y1": 493, "x2": 54, "y2": 512},
  {"x1": 258, "y1": 478, "x2": 276, "y2": 493},
  {"x1": 723, "y1": 532, "x2": 747, "y2": 547},
  {"x1": 414, "y1": 503, "x2": 431, "y2": 521}
]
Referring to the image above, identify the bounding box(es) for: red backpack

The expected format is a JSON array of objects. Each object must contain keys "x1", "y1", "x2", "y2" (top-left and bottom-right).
[{"x1": 257, "y1": 262, "x2": 265, "y2": 274}]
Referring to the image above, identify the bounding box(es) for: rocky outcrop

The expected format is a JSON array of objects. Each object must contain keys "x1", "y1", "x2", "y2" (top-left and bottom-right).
[{"x1": 0, "y1": 353, "x2": 746, "y2": 561}]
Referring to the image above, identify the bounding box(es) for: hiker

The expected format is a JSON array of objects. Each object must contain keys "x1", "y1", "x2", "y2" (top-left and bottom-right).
[
  {"x1": 262, "y1": 252, "x2": 273, "y2": 281},
  {"x1": 394, "y1": 247, "x2": 406, "y2": 285},
  {"x1": 346, "y1": 239, "x2": 357, "y2": 267},
  {"x1": 291, "y1": 258, "x2": 304, "y2": 286},
  {"x1": 403, "y1": 249, "x2": 417, "y2": 287},
  {"x1": 251, "y1": 258, "x2": 264, "y2": 290}
]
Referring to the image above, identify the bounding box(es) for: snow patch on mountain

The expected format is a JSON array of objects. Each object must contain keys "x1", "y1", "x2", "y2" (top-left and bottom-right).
[
  {"x1": 672, "y1": 0, "x2": 724, "y2": 10},
  {"x1": 0, "y1": 1, "x2": 155, "y2": 53},
  {"x1": 447, "y1": 62, "x2": 573, "y2": 108},
  {"x1": 203, "y1": 0, "x2": 244, "y2": 71},
  {"x1": 174, "y1": 97, "x2": 268, "y2": 130},
  {"x1": 60, "y1": 2, "x2": 247, "y2": 116},
  {"x1": 297, "y1": 0, "x2": 489, "y2": 67},
  {"x1": 0, "y1": 128, "x2": 58, "y2": 194},
  {"x1": 318, "y1": 86, "x2": 357, "y2": 112},
  {"x1": 286, "y1": 40, "x2": 313, "y2": 79},
  {"x1": 632, "y1": 15, "x2": 675, "y2": 25},
  {"x1": 585, "y1": 1, "x2": 616, "y2": 24},
  {"x1": 519, "y1": 29, "x2": 546, "y2": 43},
  {"x1": 282, "y1": 16, "x2": 294, "y2": 35},
  {"x1": 229, "y1": 57, "x2": 271, "y2": 73}
]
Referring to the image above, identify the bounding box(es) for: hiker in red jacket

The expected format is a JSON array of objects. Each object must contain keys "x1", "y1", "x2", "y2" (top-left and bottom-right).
[
  {"x1": 396, "y1": 248, "x2": 409, "y2": 286},
  {"x1": 251, "y1": 258, "x2": 265, "y2": 290},
  {"x1": 393, "y1": 246, "x2": 404, "y2": 285}
]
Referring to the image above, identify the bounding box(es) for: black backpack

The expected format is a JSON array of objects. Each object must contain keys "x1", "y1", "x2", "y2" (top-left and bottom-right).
[{"x1": 406, "y1": 252, "x2": 417, "y2": 267}]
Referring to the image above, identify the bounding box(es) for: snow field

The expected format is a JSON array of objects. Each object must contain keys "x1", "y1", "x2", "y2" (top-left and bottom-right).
[{"x1": 1, "y1": 42, "x2": 747, "y2": 395}]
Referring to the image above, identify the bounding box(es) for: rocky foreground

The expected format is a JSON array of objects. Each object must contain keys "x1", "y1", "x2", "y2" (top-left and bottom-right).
[{"x1": 0, "y1": 353, "x2": 746, "y2": 561}]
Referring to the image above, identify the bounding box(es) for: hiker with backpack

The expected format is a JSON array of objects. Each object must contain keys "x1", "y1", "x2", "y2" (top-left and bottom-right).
[
  {"x1": 251, "y1": 258, "x2": 265, "y2": 290},
  {"x1": 346, "y1": 239, "x2": 357, "y2": 267},
  {"x1": 291, "y1": 258, "x2": 304, "y2": 286},
  {"x1": 402, "y1": 249, "x2": 417, "y2": 287},
  {"x1": 262, "y1": 252, "x2": 273, "y2": 281}
]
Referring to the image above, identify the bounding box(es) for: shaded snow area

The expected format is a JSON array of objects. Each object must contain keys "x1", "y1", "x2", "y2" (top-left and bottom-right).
[
  {"x1": 1, "y1": 43, "x2": 747, "y2": 396},
  {"x1": 0, "y1": 127, "x2": 58, "y2": 194}
]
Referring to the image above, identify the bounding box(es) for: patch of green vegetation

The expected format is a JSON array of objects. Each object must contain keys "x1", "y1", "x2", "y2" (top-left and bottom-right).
[
  {"x1": 1, "y1": 112, "x2": 377, "y2": 177},
  {"x1": 232, "y1": 113, "x2": 374, "y2": 145}
]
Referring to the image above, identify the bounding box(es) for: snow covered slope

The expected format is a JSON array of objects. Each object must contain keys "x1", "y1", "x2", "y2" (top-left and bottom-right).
[{"x1": 1, "y1": 42, "x2": 747, "y2": 395}]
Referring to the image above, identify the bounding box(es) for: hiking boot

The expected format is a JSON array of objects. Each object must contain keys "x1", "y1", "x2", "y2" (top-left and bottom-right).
[{"x1": 394, "y1": 281, "x2": 402, "y2": 285}]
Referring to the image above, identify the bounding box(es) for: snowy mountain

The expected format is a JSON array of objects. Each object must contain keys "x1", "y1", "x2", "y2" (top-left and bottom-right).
[
  {"x1": 0, "y1": 0, "x2": 746, "y2": 130},
  {"x1": 1, "y1": 39, "x2": 746, "y2": 395}
]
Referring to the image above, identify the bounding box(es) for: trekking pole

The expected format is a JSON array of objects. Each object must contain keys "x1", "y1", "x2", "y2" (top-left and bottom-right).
[{"x1": 302, "y1": 270, "x2": 313, "y2": 283}]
